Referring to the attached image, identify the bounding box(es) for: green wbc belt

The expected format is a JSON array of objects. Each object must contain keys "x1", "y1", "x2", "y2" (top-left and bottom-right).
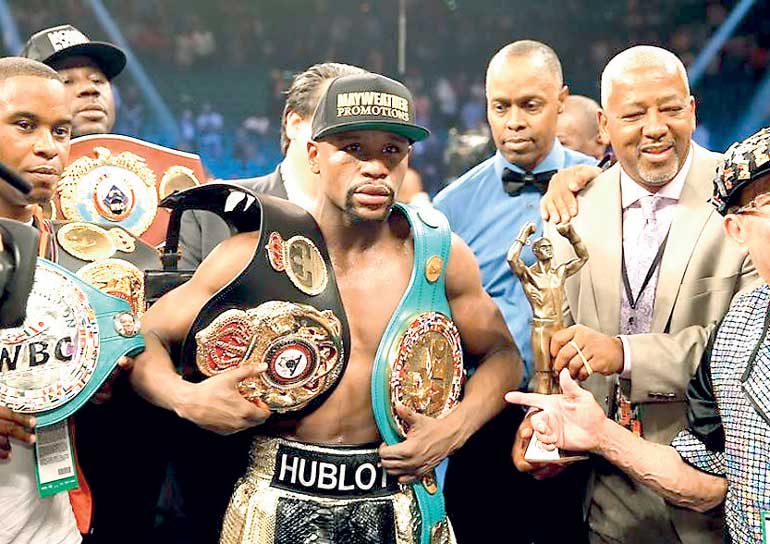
[
  {"x1": 371, "y1": 204, "x2": 464, "y2": 544},
  {"x1": 0, "y1": 258, "x2": 145, "y2": 427}
]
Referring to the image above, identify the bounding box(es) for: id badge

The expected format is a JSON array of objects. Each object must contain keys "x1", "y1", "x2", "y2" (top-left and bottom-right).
[
  {"x1": 34, "y1": 420, "x2": 78, "y2": 497},
  {"x1": 762, "y1": 510, "x2": 770, "y2": 544}
]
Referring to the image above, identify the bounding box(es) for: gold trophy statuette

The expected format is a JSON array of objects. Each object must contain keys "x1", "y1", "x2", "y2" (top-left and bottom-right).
[{"x1": 507, "y1": 221, "x2": 589, "y2": 463}]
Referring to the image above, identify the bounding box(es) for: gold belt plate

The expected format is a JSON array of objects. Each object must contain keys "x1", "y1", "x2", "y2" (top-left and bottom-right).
[
  {"x1": 389, "y1": 312, "x2": 464, "y2": 436},
  {"x1": 195, "y1": 301, "x2": 344, "y2": 412}
]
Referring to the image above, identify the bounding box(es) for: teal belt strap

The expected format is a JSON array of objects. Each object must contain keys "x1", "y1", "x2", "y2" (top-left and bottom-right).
[
  {"x1": 371, "y1": 204, "x2": 453, "y2": 544},
  {"x1": 36, "y1": 258, "x2": 145, "y2": 427}
]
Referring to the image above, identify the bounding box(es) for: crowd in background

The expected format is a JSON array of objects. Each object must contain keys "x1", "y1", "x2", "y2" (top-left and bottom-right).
[{"x1": 9, "y1": 0, "x2": 770, "y2": 194}]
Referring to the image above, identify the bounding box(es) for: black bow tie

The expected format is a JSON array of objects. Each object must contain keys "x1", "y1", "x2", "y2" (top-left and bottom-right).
[{"x1": 501, "y1": 168, "x2": 557, "y2": 196}]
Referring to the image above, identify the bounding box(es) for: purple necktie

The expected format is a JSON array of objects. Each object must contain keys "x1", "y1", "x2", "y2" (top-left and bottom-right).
[{"x1": 620, "y1": 195, "x2": 663, "y2": 335}]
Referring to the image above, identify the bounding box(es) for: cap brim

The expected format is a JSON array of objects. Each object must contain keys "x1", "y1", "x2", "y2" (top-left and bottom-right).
[
  {"x1": 314, "y1": 120, "x2": 430, "y2": 143},
  {"x1": 45, "y1": 42, "x2": 126, "y2": 80}
]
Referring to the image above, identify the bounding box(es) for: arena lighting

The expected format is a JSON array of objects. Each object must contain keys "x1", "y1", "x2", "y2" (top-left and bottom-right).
[
  {"x1": 688, "y1": 0, "x2": 756, "y2": 87},
  {"x1": 0, "y1": 0, "x2": 22, "y2": 53},
  {"x1": 84, "y1": 0, "x2": 179, "y2": 144}
]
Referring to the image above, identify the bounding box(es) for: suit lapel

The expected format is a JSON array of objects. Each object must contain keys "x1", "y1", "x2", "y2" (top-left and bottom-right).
[
  {"x1": 651, "y1": 146, "x2": 716, "y2": 332},
  {"x1": 579, "y1": 165, "x2": 623, "y2": 335},
  {"x1": 269, "y1": 166, "x2": 289, "y2": 199},
  {"x1": 743, "y1": 346, "x2": 770, "y2": 428},
  {"x1": 240, "y1": 165, "x2": 288, "y2": 199}
]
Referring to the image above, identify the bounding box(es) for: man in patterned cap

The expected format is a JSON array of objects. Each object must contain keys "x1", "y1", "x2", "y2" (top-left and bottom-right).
[{"x1": 505, "y1": 126, "x2": 770, "y2": 544}]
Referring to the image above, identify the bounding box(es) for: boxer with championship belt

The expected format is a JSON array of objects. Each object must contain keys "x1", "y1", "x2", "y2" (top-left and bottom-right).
[
  {"x1": 370, "y1": 203, "x2": 464, "y2": 544},
  {"x1": 0, "y1": 57, "x2": 150, "y2": 544},
  {"x1": 130, "y1": 73, "x2": 523, "y2": 544}
]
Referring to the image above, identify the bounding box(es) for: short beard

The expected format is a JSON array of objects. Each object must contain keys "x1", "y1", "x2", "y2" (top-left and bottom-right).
[
  {"x1": 343, "y1": 188, "x2": 394, "y2": 223},
  {"x1": 637, "y1": 157, "x2": 680, "y2": 187}
]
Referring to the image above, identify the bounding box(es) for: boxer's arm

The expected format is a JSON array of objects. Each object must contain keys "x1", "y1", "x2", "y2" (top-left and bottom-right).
[
  {"x1": 130, "y1": 232, "x2": 271, "y2": 435},
  {"x1": 380, "y1": 236, "x2": 523, "y2": 481},
  {"x1": 445, "y1": 235, "x2": 524, "y2": 437},
  {"x1": 539, "y1": 165, "x2": 602, "y2": 224}
]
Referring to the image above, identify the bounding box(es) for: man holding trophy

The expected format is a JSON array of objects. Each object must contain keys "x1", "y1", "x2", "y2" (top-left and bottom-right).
[{"x1": 506, "y1": 126, "x2": 770, "y2": 544}]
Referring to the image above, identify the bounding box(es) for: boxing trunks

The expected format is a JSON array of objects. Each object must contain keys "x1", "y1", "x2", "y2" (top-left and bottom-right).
[{"x1": 221, "y1": 436, "x2": 423, "y2": 544}]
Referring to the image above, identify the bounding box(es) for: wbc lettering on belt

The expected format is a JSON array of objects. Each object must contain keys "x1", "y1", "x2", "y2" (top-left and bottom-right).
[
  {"x1": 271, "y1": 443, "x2": 399, "y2": 498},
  {"x1": 0, "y1": 263, "x2": 101, "y2": 414}
]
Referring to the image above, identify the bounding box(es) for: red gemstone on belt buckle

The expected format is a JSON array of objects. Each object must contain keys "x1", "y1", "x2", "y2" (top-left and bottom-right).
[{"x1": 266, "y1": 231, "x2": 285, "y2": 271}]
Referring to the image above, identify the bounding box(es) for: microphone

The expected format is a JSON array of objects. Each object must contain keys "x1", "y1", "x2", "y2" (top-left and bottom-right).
[{"x1": 0, "y1": 161, "x2": 32, "y2": 194}]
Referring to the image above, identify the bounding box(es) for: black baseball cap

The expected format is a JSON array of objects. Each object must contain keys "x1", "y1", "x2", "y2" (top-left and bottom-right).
[
  {"x1": 712, "y1": 127, "x2": 770, "y2": 215},
  {"x1": 20, "y1": 24, "x2": 126, "y2": 80},
  {"x1": 312, "y1": 73, "x2": 430, "y2": 143}
]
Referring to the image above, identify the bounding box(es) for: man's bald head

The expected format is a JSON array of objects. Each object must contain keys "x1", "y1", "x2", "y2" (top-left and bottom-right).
[
  {"x1": 600, "y1": 45, "x2": 689, "y2": 109},
  {"x1": 597, "y1": 45, "x2": 695, "y2": 192},
  {"x1": 0, "y1": 56, "x2": 61, "y2": 84},
  {"x1": 557, "y1": 95, "x2": 607, "y2": 159},
  {"x1": 485, "y1": 41, "x2": 567, "y2": 169},
  {"x1": 487, "y1": 40, "x2": 563, "y2": 90}
]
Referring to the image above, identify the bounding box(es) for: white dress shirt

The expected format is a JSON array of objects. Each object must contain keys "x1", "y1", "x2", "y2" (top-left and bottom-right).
[{"x1": 618, "y1": 146, "x2": 694, "y2": 377}]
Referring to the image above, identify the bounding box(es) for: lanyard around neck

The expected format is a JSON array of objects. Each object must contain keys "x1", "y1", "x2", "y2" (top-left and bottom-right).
[{"x1": 621, "y1": 230, "x2": 670, "y2": 310}]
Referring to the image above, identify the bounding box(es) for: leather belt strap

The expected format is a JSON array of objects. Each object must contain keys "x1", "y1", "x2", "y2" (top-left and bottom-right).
[
  {"x1": 33, "y1": 258, "x2": 145, "y2": 427},
  {"x1": 371, "y1": 204, "x2": 453, "y2": 544}
]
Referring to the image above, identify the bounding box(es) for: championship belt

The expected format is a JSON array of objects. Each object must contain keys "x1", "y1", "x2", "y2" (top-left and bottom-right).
[
  {"x1": 55, "y1": 134, "x2": 205, "y2": 247},
  {"x1": 371, "y1": 204, "x2": 463, "y2": 544},
  {"x1": 163, "y1": 183, "x2": 350, "y2": 414},
  {"x1": 194, "y1": 302, "x2": 345, "y2": 413},
  {"x1": 51, "y1": 221, "x2": 162, "y2": 316},
  {"x1": 0, "y1": 258, "x2": 144, "y2": 427}
]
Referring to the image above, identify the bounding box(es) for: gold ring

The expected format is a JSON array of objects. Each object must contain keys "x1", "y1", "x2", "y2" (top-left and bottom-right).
[{"x1": 569, "y1": 340, "x2": 593, "y2": 376}]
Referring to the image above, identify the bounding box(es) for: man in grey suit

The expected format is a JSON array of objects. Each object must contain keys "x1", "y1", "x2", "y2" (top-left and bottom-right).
[
  {"x1": 515, "y1": 46, "x2": 758, "y2": 543},
  {"x1": 179, "y1": 62, "x2": 365, "y2": 268}
]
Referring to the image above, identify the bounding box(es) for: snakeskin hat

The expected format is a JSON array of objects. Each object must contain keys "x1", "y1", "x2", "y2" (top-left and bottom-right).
[{"x1": 712, "y1": 127, "x2": 770, "y2": 215}]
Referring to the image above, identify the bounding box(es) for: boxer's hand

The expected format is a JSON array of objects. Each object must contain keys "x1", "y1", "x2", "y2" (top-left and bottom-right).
[
  {"x1": 512, "y1": 414, "x2": 569, "y2": 479},
  {"x1": 91, "y1": 356, "x2": 133, "y2": 405},
  {"x1": 175, "y1": 364, "x2": 271, "y2": 435},
  {"x1": 0, "y1": 407, "x2": 36, "y2": 459},
  {"x1": 379, "y1": 404, "x2": 462, "y2": 484},
  {"x1": 540, "y1": 165, "x2": 601, "y2": 224},
  {"x1": 551, "y1": 325, "x2": 623, "y2": 380}
]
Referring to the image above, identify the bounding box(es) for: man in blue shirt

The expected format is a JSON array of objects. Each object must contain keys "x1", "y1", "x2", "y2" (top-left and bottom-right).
[{"x1": 434, "y1": 40, "x2": 597, "y2": 544}]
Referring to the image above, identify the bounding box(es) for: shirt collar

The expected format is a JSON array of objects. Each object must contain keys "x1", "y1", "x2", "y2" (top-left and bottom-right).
[
  {"x1": 492, "y1": 138, "x2": 566, "y2": 180},
  {"x1": 620, "y1": 144, "x2": 693, "y2": 209}
]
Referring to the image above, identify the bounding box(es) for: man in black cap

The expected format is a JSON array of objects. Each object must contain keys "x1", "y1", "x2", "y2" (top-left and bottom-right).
[
  {"x1": 21, "y1": 24, "x2": 126, "y2": 137},
  {"x1": 130, "y1": 72, "x2": 523, "y2": 543},
  {"x1": 179, "y1": 62, "x2": 365, "y2": 269}
]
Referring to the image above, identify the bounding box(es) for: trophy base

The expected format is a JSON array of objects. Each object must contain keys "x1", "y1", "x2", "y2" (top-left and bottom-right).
[{"x1": 524, "y1": 436, "x2": 588, "y2": 464}]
